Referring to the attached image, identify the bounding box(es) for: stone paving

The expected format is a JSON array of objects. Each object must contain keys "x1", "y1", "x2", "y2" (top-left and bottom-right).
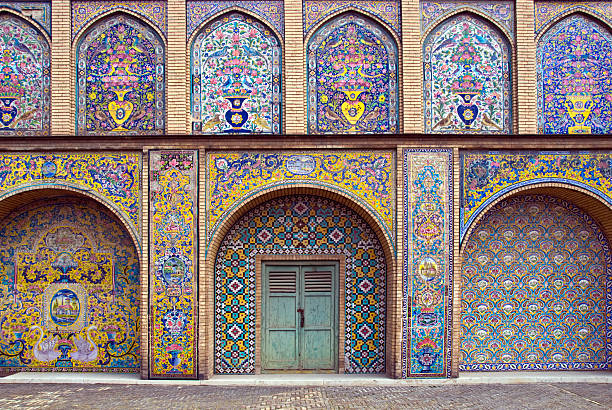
[{"x1": 0, "y1": 383, "x2": 609, "y2": 409}]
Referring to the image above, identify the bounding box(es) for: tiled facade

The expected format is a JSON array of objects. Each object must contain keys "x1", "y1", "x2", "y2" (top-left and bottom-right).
[{"x1": 0, "y1": 0, "x2": 609, "y2": 380}]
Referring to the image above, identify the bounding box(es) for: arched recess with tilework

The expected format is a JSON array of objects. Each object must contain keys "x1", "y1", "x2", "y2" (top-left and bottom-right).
[
  {"x1": 306, "y1": 11, "x2": 399, "y2": 134},
  {"x1": 537, "y1": 13, "x2": 612, "y2": 134},
  {"x1": 208, "y1": 187, "x2": 394, "y2": 376},
  {"x1": 458, "y1": 186, "x2": 612, "y2": 372},
  {"x1": 0, "y1": 188, "x2": 141, "y2": 373},
  {"x1": 188, "y1": 10, "x2": 283, "y2": 135},
  {"x1": 74, "y1": 12, "x2": 166, "y2": 136},
  {"x1": 423, "y1": 12, "x2": 513, "y2": 134}
]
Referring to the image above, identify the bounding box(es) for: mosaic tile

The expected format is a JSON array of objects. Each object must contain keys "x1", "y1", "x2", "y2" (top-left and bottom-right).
[
  {"x1": 206, "y1": 151, "x2": 395, "y2": 253},
  {"x1": 190, "y1": 13, "x2": 281, "y2": 134},
  {"x1": 0, "y1": 153, "x2": 142, "y2": 239},
  {"x1": 535, "y1": 1, "x2": 612, "y2": 36},
  {"x1": 421, "y1": 1, "x2": 514, "y2": 37},
  {"x1": 149, "y1": 150, "x2": 198, "y2": 378},
  {"x1": 0, "y1": 2, "x2": 50, "y2": 36},
  {"x1": 303, "y1": 1, "x2": 400, "y2": 37},
  {"x1": 460, "y1": 152, "x2": 612, "y2": 241},
  {"x1": 461, "y1": 195, "x2": 611, "y2": 371},
  {"x1": 537, "y1": 14, "x2": 612, "y2": 134},
  {"x1": 423, "y1": 14, "x2": 512, "y2": 134},
  {"x1": 76, "y1": 14, "x2": 165, "y2": 136},
  {"x1": 402, "y1": 149, "x2": 453, "y2": 378},
  {"x1": 72, "y1": 1, "x2": 167, "y2": 39},
  {"x1": 214, "y1": 195, "x2": 386, "y2": 374},
  {"x1": 187, "y1": 1, "x2": 284, "y2": 39},
  {"x1": 0, "y1": 13, "x2": 50, "y2": 136},
  {"x1": 307, "y1": 13, "x2": 399, "y2": 134},
  {"x1": 0, "y1": 197, "x2": 140, "y2": 372}
]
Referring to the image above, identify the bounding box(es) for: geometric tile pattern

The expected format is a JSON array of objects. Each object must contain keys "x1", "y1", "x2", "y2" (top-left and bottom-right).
[
  {"x1": 190, "y1": 13, "x2": 282, "y2": 134},
  {"x1": 214, "y1": 195, "x2": 386, "y2": 374},
  {"x1": 534, "y1": 1, "x2": 612, "y2": 36},
  {"x1": 402, "y1": 149, "x2": 453, "y2": 378},
  {"x1": 537, "y1": 14, "x2": 612, "y2": 134},
  {"x1": 187, "y1": 1, "x2": 284, "y2": 38},
  {"x1": 206, "y1": 151, "x2": 395, "y2": 253},
  {"x1": 0, "y1": 153, "x2": 142, "y2": 238},
  {"x1": 421, "y1": 1, "x2": 514, "y2": 37},
  {"x1": 423, "y1": 14, "x2": 512, "y2": 134},
  {"x1": 0, "y1": 2, "x2": 51, "y2": 36},
  {"x1": 461, "y1": 195, "x2": 611, "y2": 371},
  {"x1": 0, "y1": 13, "x2": 50, "y2": 136},
  {"x1": 76, "y1": 14, "x2": 165, "y2": 136},
  {"x1": 303, "y1": 1, "x2": 400, "y2": 36},
  {"x1": 306, "y1": 14, "x2": 399, "y2": 134},
  {"x1": 460, "y1": 151, "x2": 612, "y2": 242},
  {"x1": 0, "y1": 197, "x2": 140, "y2": 372},
  {"x1": 72, "y1": 1, "x2": 167, "y2": 39},
  {"x1": 149, "y1": 151, "x2": 198, "y2": 378}
]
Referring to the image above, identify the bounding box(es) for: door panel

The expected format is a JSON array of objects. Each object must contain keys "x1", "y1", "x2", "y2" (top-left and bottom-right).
[
  {"x1": 267, "y1": 296, "x2": 296, "y2": 328},
  {"x1": 263, "y1": 266, "x2": 299, "y2": 370},
  {"x1": 262, "y1": 262, "x2": 338, "y2": 371},
  {"x1": 303, "y1": 329, "x2": 333, "y2": 369}
]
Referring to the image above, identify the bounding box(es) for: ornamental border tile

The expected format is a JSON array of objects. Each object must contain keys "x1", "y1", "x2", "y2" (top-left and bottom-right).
[
  {"x1": 0, "y1": 1, "x2": 51, "y2": 36},
  {"x1": 303, "y1": 0, "x2": 401, "y2": 37},
  {"x1": 72, "y1": 1, "x2": 167, "y2": 40},
  {"x1": 187, "y1": 1, "x2": 284, "y2": 39},
  {"x1": 421, "y1": 1, "x2": 514, "y2": 38},
  {"x1": 535, "y1": 1, "x2": 612, "y2": 37},
  {"x1": 205, "y1": 151, "x2": 396, "y2": 255}
]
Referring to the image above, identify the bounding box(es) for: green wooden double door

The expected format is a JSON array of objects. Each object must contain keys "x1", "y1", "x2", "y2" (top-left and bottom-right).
[{"x1": 262, "y1": 262, "x2": 338, "y2": 371}]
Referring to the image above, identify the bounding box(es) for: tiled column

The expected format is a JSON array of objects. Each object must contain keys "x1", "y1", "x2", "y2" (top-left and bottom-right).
[
  {"x1": 401, "y1": 0, "x2": 423, "y2": 133},
  {"x1": 284, "y1": 0, "x2": 306, "y2": 133},
  {"x1": 516, "y1": 0, "x2": 537, "y2": 133},
  {"x1": 51, "y1": 0, "x2": 72, "y2": 135}
]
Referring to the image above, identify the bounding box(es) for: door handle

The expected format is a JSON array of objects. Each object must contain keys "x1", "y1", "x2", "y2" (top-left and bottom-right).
[{"x1": 297, "y1": 308, "x2": 304, "y2": 328}]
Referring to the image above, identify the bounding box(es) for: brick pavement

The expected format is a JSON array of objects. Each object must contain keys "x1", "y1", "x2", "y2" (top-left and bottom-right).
[{"x1": 0, "y1": 383, "x2": 609, "y2": 409}]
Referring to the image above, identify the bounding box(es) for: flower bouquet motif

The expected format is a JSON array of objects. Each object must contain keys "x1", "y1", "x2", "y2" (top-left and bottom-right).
[{"x1": 0, "y1": 50, "x2": 26, "y2": 129}]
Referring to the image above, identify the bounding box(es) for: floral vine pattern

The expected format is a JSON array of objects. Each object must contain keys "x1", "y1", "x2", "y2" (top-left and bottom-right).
[
  {"x1": 460, "y1": 151, "x2": 612, "y2": 241},
  {"x1": 420, "y1": 1, "x2": 514, "y2": 36},
  {"x1": 149, "y1": 150, "x2": 198, "y2": 378},
  {"x1": 72, "y1": 1, "x2": 167, "y2": 39},
  {"x1": 206, "y1": 151, "x2": 395, "y2": 251},
  {"x1": 191, "y1": 13, "x2": 281, "y2": 134},
  {"x1": 424, "y1": 14, "x2": 511, "y2": 134},
  {"x1": 214, "y1": 195, "x2": 386, "y2": 374},
  {"x1": 0, "y1": 153, "x2": 141, "y2": 236},
  {"x1": 76, "y1": 14, "x2": 165, "y2": 135},
  {"x1": 537, "y1": 14, "x2": 612, "y2": 134},
  {"x1": 461, "y1": 195, "x2": 611, "y2": 371},
  {"x1": 0, "y1": 197, "x2": 140, "y2": 372},
  {"x1": 307, "y1": 13, "x2": 398, "y2": 134},
  {"x1": 0, "y1": 14, "x2": 50, "y2": 135}
]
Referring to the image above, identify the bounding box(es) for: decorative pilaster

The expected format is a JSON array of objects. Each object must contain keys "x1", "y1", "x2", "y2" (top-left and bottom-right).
[{"x1": 149, "y1": 150, "x2": 198, "y2": 378}]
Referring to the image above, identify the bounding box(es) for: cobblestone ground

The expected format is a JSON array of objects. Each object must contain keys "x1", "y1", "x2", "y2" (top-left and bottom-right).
[{"x1": 0, "y1": 383, "x2": 609, "y2": 409}]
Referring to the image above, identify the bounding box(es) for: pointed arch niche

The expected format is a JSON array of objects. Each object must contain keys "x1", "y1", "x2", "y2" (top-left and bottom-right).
[
  {"x1": 423, "y1": 13, "x2": 512, "y2": 134},
  {"x1": 306, "y1": 12, "x2": 399, "y2": 135},
  {"x1": 0, "y1": 12, "x2": 50, "y2": 135},
  {"x1": 76, "y1": 13, "x2": 165, "y2": 136},
  {"x1": 190, "y1": 12, "x2": 282, "y2": 134},
  {"x1": 537, "y1": 14, "x2": 612, "y2": 134}
]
